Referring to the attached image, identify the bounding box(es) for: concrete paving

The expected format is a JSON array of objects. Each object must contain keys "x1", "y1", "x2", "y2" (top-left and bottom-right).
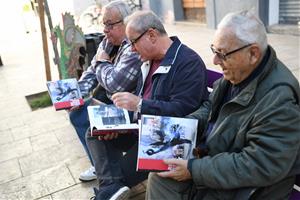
[{"x1": 0, "y1": 20, "x2": 299, "y2": 200}]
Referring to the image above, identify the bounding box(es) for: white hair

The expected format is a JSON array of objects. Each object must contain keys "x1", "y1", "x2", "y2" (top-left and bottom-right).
[
  {"x1": 218, "y1": 10, "x2": 268, "y2": 53},
  {"x1": 125, "y1": 11, "x2": 167, "y2": 35},
  {"x1": 104, "y1": 0, "x2": 132, "y2": 20}
]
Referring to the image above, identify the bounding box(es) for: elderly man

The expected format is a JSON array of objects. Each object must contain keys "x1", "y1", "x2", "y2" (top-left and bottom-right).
[
  {"x1": 69, "y1": 0, "x2": 142, "y2": 182},
  {"x1": 86, "y1": 11, "x2": 209, "y2": 200},
  {"x1": 146, "y1": 10, "x2": 300, "y2": 200}
]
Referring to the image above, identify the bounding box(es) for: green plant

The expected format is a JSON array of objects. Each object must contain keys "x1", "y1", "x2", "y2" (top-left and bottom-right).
[{"x1": 26, "y1": 92, "x2": 52, "y2": 110}]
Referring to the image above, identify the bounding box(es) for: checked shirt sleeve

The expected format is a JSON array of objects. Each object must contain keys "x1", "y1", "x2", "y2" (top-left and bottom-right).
[
  {"x1": 77, "y1": 41, "x2": 106, "y2": 97},
  {"x1": 95, "y1": 43, "x2": 142, "y2": 97}
]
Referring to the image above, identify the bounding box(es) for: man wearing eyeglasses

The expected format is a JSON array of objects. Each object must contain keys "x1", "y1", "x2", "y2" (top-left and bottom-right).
[
  {"x1": 86, "y1": 10, "x2": 209, "y2": 200},
  {"x1": 68, "y1": 0, "x2": 142, "y2": 183},
  {"x1": 146, "y1": 10, "x2": 300, "y2": 200}
]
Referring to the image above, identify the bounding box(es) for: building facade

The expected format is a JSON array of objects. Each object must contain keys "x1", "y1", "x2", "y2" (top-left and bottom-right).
[{"x1": 146, "y1": 0, "x2": 300, "y2": 29}]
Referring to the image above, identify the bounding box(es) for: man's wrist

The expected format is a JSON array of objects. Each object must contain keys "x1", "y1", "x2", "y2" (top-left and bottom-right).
[
  {"x1": 136, "y1": 98, "x2": 143, "y2": 113},
  {"x1": 95, "y1": 59, "x2": 110, "y2": 65}
]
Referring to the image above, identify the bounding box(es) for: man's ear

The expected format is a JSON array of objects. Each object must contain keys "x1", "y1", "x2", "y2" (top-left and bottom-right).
[
  {"x1": 249, "y1": 44, "x2": 261, "y2": 65},
  {"x1": 148, "y1": 28, "x2": 157, "y2": 44}
]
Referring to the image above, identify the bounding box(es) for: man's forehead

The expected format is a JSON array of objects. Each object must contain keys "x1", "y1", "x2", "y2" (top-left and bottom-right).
[
  {"x1": 213, "y1": 28, "x2": 237, "y2": 49},
  {"x1": 125, "y1": 25, "x2": 137, "y2": 37},
  {"x1": 102, "y1": 7, "x2": 120, "y2": 22}
]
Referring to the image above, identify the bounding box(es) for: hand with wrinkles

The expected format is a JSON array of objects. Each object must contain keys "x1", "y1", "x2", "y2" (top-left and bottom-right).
[
  {"x1": 112, "y1": 92, "x2": 141, "y2": 111},
  {"x1": 98, "y1": 132, "x2": 119, "y2": 140},
  {"x1": 157, "y1": 159, "x2": 192, "y2": 181}
]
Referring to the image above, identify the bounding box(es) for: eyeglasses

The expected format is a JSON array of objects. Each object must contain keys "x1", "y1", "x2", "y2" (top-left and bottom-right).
[
  {"x1": 130, "y1": 29, "x2": 149, "y2": 46},
  {"x1": 102, "y1": 20, "x2": 123, "y2": 30},
  {"x1": 210, "y1": 43, "x2": 252, "y2": 61}
]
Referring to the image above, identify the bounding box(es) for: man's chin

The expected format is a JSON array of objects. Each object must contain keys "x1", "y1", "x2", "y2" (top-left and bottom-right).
[{"x1": 139, "y1": 55, "x2": 148, "y2": 62}]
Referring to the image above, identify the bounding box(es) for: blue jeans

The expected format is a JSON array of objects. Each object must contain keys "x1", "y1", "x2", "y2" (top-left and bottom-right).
[
  {"x1": 86, "y1": 131, "x2": 148, "y2": 186},
  {"x1": 69, "y1": 98, "x2": 94, "y2": 165}
]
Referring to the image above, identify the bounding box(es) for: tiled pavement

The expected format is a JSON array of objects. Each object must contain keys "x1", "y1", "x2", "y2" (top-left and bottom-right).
[{"x1": 0, "y1": 14, "x2": 299, "y2": 200}]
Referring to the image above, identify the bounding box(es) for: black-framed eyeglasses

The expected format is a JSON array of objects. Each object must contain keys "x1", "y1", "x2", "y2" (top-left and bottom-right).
[
  {"x1": 103, "y1": 20, "x2": 123, "y2": 30},
  {"x1": 210, "y1": 43, "x2": 253, "y2": 61},
  {"x1": 130, "y1": 29, "x2": 149, "y2": 46}
]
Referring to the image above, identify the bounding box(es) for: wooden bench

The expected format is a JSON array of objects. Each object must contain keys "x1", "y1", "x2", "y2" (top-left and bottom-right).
[
  {"x1": 206, "y1": 68, "x2": 223, "y2": 91},
  {"x1": 290, "y1": 176, "x2": 300, "y2": 200}
]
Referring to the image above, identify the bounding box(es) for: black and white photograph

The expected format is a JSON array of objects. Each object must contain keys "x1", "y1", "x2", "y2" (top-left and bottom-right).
[
  {"x1": 47, "y1": 78, "x2": 82, "y2": 103},
  {"x1": 138, "y1": 115, "x2": 198, "y2": 161},
  {"x1": 87, "y1": 105, "x2": 138, "y2": 136},
  {"x1": 92, "y1": 104, "x2": 127, "y2": 125}
]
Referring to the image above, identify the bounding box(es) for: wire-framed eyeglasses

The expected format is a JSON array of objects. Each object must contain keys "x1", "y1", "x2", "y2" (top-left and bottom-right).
[
  {"x1": 210, "y1": 43, "x2": 253, "y2": 61},
  {"x1": 130, "y1": 29, "x2": 149, "y2": 46},
  {"x1": 102, "y1": 20, "x2": 123, "y2": 30}
]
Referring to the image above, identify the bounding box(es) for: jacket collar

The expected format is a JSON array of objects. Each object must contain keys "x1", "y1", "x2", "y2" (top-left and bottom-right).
[
  {"x1": 153, "y1": 36, "x2": 182, "y2": 75},
  {"x1": 216, "y1": 46, "x2": 277, "y2": 107},
  {"x1": 159, "y1": 36, "x2": 182, "y2": 66}
]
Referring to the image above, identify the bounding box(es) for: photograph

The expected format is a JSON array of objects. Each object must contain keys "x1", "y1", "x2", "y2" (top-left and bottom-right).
[
  {"x1": 138, "y1": 115, "x2": 198, "y2": 160},
  {"x1": 92, "y1": 105, "x2": 127, "y2": 125},
  {"x1": 47, "y1": 78, "x2": 81, "y2": 103}
]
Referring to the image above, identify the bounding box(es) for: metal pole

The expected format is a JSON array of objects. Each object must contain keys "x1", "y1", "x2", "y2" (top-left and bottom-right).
[{"x1": 38, "y1": 0, "x2": 52, "y2": 81}]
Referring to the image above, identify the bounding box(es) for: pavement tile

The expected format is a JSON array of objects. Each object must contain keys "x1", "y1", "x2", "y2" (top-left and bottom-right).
[
  {"x1": 19, "y1": 140, "x2": 86, "y2": 176},
  {"x1": 28, "y1": 118, "x2": 71, "y2": 133},
  {"x1": 65, "y1": 157, "x2": 92, "y2": 184},
  {"x1": 36, "y1": 195, "x2": 53, "y2": 200},
  {"x1": 0, "y1": 159, "x2": 22, "y2": 184},
  {"x1": 51, "y1": 181, "x2": 96, "y2": 200},
  {"x1": 21, "y1": 108, "x2": 67, "y2": 127},
  {"x1": 53, "y1": 125, "x2": 78, "y2": 144},
  {"x1": 30, "y1": 132, "x2": 60, "y2": 152},
  {"x1": 0, "y1": 138, "x2": 32, "y2": 163},
  {"x1": 0, "y1": 129, "x2": 14, "y2": 145},
  {"x1": 0, "y1": 116, "x2": 25, "y2": 131},
  {"x1": 0, "y1": 165, "x2": 75, "y2": 200},
  {"x1": 11, "y1": 124, "x2": 38, "y2": 141}
]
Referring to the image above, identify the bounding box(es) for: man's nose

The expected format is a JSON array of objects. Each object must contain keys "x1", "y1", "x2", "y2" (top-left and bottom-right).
[
  {"x1": 213, "y1": 54, "x2": 222, "y2": 66},
  {"x1": 103, "y1": 26, "x2": 109, "y2": 34},
  {"x1": 131, "y1": 44, "x2": 137, "y2": 52}
]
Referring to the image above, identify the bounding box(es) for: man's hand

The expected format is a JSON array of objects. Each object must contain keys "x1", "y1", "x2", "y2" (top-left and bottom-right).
[
  {"x1": 157, "y1": 159, "x2": 192, "y2": 181},
  {"x1": 68, "y1": 105, "x2": 81, "y2": 112},
  {"x1": 98, "y1": 132, "x2": 119, "y2": 140},
  {"x1": 96, "y1": 50, "x2": 110, "y2": 61},
  {"x1": 111, "y1": 92, "x2": 140, "y2": 111}
]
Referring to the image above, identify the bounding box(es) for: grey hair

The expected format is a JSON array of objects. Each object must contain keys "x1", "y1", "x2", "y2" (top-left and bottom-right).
[
  {"x1": 218, "y1": 9, "x2": 268, "y2": 53},
  {"x1": 104, "y1": 0, "x2": 132, "y2": 20},
  {"x1": 125, "y1": 10, "x2": 167, "y2": 35}
]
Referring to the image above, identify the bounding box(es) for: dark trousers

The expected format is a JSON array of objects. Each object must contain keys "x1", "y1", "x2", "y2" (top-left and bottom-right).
[{"x1": 86, "y1": 132, "x2": 149, "y2": 187}]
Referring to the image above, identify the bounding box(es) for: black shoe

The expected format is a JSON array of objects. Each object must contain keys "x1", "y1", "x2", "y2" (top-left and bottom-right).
[{"x1": 91, "y1": 183, "x2": 130, "y2": 200}]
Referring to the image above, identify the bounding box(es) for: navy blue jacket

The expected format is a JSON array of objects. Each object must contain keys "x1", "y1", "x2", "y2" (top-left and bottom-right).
[{"x1": 136, "y1": 37, "x2": 209, "y2": 117}]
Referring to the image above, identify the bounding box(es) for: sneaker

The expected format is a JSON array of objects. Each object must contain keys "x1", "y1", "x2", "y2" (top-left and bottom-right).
[
  {"x1": 93, "y1": 182, "x2": 130, "y2": 200},
  {"x1": 79, "y1": 166, "x2": 97, "y2": 182}
]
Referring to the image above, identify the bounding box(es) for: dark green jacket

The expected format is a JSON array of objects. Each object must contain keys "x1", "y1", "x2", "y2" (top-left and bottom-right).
[{"x1": 189, "y1": 46, "x2": 300, "y2": 199}]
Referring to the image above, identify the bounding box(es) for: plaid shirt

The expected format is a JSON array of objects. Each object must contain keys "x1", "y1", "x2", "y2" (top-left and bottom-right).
[{"x1": 78, "y1": 38, "x2": 142, "y2": 99}]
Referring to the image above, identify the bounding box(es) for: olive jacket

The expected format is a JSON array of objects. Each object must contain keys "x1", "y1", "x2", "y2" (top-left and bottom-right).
[{"x1": 188, "y1": 46, "x2": 300, "y2": 199}]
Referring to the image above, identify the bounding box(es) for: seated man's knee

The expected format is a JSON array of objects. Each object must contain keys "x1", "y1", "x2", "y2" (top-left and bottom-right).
[
  {"x1": 69, "y1": 110, "x2": 77, "y2": 124},
  {"x1": 85, "y1": 128, "x2": 93, "y2": 142},
  {"x1": 148, "y1": 172, "x2": 161, "y2": 186},
  {"x1": 147, "y1": 172, "x2": 192, "y2": 200}
]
